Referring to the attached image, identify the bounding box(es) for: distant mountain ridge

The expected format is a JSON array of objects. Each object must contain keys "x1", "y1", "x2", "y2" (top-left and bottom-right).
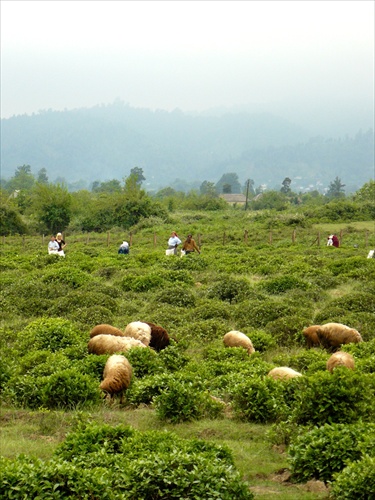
[{"x1": 1, "y1": 102, "x2": 373, "y2": 192}]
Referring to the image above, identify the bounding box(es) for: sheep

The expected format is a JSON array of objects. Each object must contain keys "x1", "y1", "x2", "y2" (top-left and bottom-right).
[
  {"x1": 316, "y1": 323, "x2": 363, "y2": 352},
  {"x1": 124, "y1": 321, "x2": 152, "y2": 346},
  {"x1": 143, "y1": 321, "x2": 170, "y2": 351},
  {"x1": 268, "y1": 367, "x2": 303, "y2": 381},
  {"x1": 90, "y1": 324, "x2": 125, "y2": 339},
  {"x1": 100, "y1": 354, "x2": 132, "y2": 403},
  {"x1": 326, "y1": 351, "x2": 355, "y2": 373},
  {"x1": 223, "y1": 331, "x2": 255, "y2": 355},
  {"x1": 302, "y1": 325, "x2": 322, "y2": 348},
  {"x1": 88, "y1": 334, "x2": 146, "y2": 355}
]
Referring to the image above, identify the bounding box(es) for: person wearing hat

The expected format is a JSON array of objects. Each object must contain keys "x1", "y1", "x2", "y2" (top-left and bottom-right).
[
  {"x1": 182, "y1": 234, "x2": 200, "y2": 255},
  {"x1": 118, "y1": 240, "x2": 130, "y2": 254}
]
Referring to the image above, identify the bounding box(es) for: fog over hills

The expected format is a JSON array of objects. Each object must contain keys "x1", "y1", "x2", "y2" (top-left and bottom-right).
[{"x1": 1, "y1": 101, "x2": 373, "y2": 193}]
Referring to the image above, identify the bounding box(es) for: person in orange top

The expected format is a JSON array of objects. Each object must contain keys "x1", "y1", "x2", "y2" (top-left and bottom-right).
[{"x1": 182, "y1": 234, "x2": 200, "y2": 255}]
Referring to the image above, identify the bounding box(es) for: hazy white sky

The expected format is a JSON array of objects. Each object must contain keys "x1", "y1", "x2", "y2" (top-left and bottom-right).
[{"x1": 1, "y1": 0, "x2": 374, "y2": 128}]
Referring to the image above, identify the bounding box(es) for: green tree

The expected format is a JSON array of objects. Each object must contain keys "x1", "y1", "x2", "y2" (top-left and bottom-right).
[
  {"x1": 353, "y1": 179, "x2": 375, "y2": 203},
  {"x1": 91, "y1": 179, "x2": 122, "y2": 193},
  {"x1": 200, "y1": 181, "x2": 217, "y2": 197},
  {"x1": 216, "y1": 173, "x2": 242, "y2": 194},
  {"x1": 31, "y1": 183, "x2": 72, "y2": 233},
  {"x1": 130, "y1": 167, "x2": 146, "y2": 186},
  {"x1": 222, "y1": 183, "x2": 232, "y2": 194},
  {"x1": 6, "y1": 165, "x2": 35, "y2": 192},
  {"x1": 280, "y1": 177, "x2": 292, "y2": 194},
  {"x1": 37, "y1": 168, "x2": 49, "y2": 184},
  {"x1": 326, "y1": 176, "x2": 346, "y2": 199}
]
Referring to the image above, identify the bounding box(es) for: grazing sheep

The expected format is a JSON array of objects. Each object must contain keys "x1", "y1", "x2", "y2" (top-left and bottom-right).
[
  {"x1": 268, "y1": 367, "x2": 302, "y2": 381},
  {"x1": 124, "y1": 321, "x2": 152, "y2": 346},
  {"x1": 223, "y1": 331, "x2": 255, "y2": 355},
  {"x1": 316, "y1": 323, "x2": 363, "y2": 352},
  {"x1": 90, "y1": 324, "x2": 125, "y2": 339},
  {"x1": 302, "y1": 325, "x2": 322, "y2": 348},
  {"x1": 326, "y1": 351, "x2": 355, "y2": 373},
  {"x1": 143, "y1": 321, "x2": 170, "y2": 351},
  {"x1": 100, "y1": 354, "x2": 132, "y2": 402},
  {"x1": 88, "y1": 334, "x2": 146, "y2": 355}
]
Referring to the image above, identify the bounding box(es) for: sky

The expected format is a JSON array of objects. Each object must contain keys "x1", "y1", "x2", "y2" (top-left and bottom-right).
[{"x1": 1, "y1": 0, "x2": 374, "y2": 134}]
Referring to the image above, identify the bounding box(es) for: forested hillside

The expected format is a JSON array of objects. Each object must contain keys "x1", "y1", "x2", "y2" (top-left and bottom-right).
[{"x1": 1, "y1": 101, "x2": 373, "y2": 192}]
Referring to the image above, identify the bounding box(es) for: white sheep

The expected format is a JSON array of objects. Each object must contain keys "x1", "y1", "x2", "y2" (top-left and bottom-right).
[
  {"x1": 88, "y1": 334, "x2": 146, "y2": 355},
  {"x1": 223, "y1": 331, "x2": 255, "y2": 355},
  {"x1": 267, "y1": 367, "x2": 303, "y2": 380},
  {"x1": 100, "y1": 354, "x2": 132, "y2": 403},
  {"x1": 326, "y1": 351, "x2": 355, "y2": 373},
  {"x1": 124, "y1": 321, "x2": 152, "y2": 346}
]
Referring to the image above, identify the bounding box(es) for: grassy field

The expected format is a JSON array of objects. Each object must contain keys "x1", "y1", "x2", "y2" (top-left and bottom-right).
[{"x1": 1, "y1": 209, "x2": 374, "y2": 498}]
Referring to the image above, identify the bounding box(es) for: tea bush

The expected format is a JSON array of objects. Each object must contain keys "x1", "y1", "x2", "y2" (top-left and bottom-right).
[
  {"x1": 206, "y1": 277, "x2": 253, "y2": 303},
  {"x1": 248, "y1": 330, "x2": 277, "y2": 352},
  {"x1": 18, "y1": 350, "x2": 71, "y2": 377},
  {"x1": 288, "y1": 422, "x2": 375, "y2": 482},
  {"x1": 49, "y1": 291, "x2": 119, "y2": 315},
  {"x1": 330, "y1": 455, "x2": 375, "y2": 499},
  {"x1": 157, "y1": 344, "x2": 190, "y2": 372},
  {"x1": 41, "y1": 266, "x2": 93, "y2": 288},
  {"x1": 153, "y1": 285, "x2": 196, "y2": 308},
  {"x1": 15, "y1": 317, "x2": 84, "y2": 353},
  {"x1": 265, "y1": 314, "x2": 312, "y2": 346},
  {"x1": 290, "y1": 370, "x2": 375, "y2": 425},
  {"x1": 72, "y1": 354, "x2": 108, "y2": 381},
  {"x1": 124, "y1": 347, "x2": 163, "y2": 378},
  {"x1": 232, "y1": 376, "x2": 287, "y2": 423},
  {"x1": 70, "y1": 305, "x2": 114, "y2": 327},
  {"x1": 260, "y1": 275, "x2": 311, "y2": 294},
  {"x1": 41, "y1": 368, "x2": 101, "y2": 409},
  {"x1": 154, "y1": 380, "x2": 224, "y2": 423}
]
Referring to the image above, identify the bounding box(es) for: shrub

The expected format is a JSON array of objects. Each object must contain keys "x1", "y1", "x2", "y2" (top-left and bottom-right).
[
  {"x1": 260, "y1": 275, "x2": 311, "y2": 294},
  {"x1": 124, "y1": 347, "x2": 163, "y2": 378},
  {"x1": 288, "y1": 422, "x2": 375, "y2": 482},
  {"x1": 290, "y1": 370, "x2": 375, "y2": 426},
  {"x1": 265, "y1": 314, "x2": 312, "y2": 347},
  {"x1": 41, "y1": 368, "x2": 101, "y2": 409},
  {"x1": 206, "y1": 277, "x2": 252, "y2": 303},
  {"x1": 49, "y1": 291, "x2": 119, "y2": 315},
  {"x1": 41, "y1": 266, "x2": 92, "y2": 288},
  {"x1": 154, "y1": 380, "x2": 221, "y2": 423},
  {"x1": 158, "y1": 344, "x2": 190, "y2": 372},
  {"x1": 18, "y1": 350, "x2": 71, "y2": 377},
  {"x1": 16, "y1": 318, "x2": 83, "y2": 353},
  {"x1": 232, "y1": 376, "x2": 287, "y2": 423},
  {"x1": 250, "y1": 330, "x2": 277, "y2": 352},
  {"x1": 70, "y1": 305, "x2": 114, "y2": 327},
  {"x1": 153, "y1": 285, "x2": 196, "y2": 307},
  {"x1": 330, "y1": 455, "x2": 375, "y2": 499}
]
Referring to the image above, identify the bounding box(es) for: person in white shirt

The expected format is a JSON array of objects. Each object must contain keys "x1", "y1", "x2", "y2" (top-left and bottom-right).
[
  {"x1": 167, "y1": 231, "x2": 181, "y2": 255},
  {"x1": 48, "y1": 235, "x2": 60, "y2": 254}
]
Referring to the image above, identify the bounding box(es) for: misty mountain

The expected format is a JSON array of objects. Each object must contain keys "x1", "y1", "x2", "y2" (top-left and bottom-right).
[{"x1": 1, "y1": 101, "x2": 373, "y2": 192}]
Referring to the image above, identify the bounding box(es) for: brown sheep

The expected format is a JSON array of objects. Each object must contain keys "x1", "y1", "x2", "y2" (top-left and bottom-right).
[
  {"x1": 124, "y1": 321, "x2": 152, "y2": 346},
  {"x1": 326, "y1": 351, "x2": 355, "y2": 373},
  {"x1": 90, "y1": 324, "x2": 125, "y2": 339},
  {"x1": 100, "y1": 354, "x2": 132, "y2": 403},
  {"x1": 143, "y1": 321, "x2": 170, "y2": 351},
  {"x1": 316, "y1": 323, "x2": 362, "y2": 352},
  {"x1": 302, "y1": 325, "x2": 321, "y2": 348},
  {"x1": 88, "y1": 334, "x2": 146, "y2": 355},
  {"x1": 223, "y1": 331, "x2": 255, "y2": 355},
  {"x1": 268, "y1": 367, "x2": 303, "y2": 381}
]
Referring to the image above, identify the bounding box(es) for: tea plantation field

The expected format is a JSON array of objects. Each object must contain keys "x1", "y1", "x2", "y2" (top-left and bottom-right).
[{"x1": 1, "y1": 210, "x2": 375, "y2": 499}]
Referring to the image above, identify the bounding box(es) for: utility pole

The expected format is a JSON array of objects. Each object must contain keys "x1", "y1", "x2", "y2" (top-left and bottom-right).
[{"x1": 245, "y1": 179, "x2": 250, "y2": 210}]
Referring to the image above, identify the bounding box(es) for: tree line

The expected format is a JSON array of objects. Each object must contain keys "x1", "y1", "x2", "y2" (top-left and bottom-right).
[{"x1": 1, "y1": 164, "x2": 374, "y2": 236}]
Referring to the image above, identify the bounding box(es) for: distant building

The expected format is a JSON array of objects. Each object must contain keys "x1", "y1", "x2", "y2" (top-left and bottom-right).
[{"x1": 219, "y1": 193, "x2": 247, "y2": 205}]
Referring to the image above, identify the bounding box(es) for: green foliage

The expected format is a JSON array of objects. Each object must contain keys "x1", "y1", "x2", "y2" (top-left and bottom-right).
[
  {"x1": 124, "y1": 347, "x2": 163, "y2": 378},
  {"x1": 265, "y1": 314, "x2": 312, "y2": 347},
  {"x1": 0, "y1": 204, "x2": 28, "y2": 235},
  {"x1": 154, "y1": 380, "x2": 223, "y2": 423},
  {"x1": 31, "y1": 182, "x2": 72, "y2": 233},
  {"x1": 16, "y1": 317, "x2": 83, "y2": 353},
  {"x1": 250, "y1": 330, "x2": 278, "y2": 352},
  {"x1": 153, "y1": 284, "x2": 196, "y2": 307},
  {"x1": 260, "y1": 275, "x2": 311, "y2": 294},
  {"x1": 41, "y1": 266, "x2": 92, "y2": 288},
  {"x1": 330, "y1": 455, "x2": 375, "y2": 499},
  {"x1": 290, "y1": 370, "x2": 375, "y2": 426},
  {"x1": 207, "y1": 277, "x2": 252, "y2": 303},
  {"x1": 41, "y1": 368, "x2": 101, "y2": 409},
  {"x1": 288, "y1": 422, "x2": 375, "y2": 482},
  {"x1": 232, "y1": 376, "x2": 287, "y2": 423}
]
